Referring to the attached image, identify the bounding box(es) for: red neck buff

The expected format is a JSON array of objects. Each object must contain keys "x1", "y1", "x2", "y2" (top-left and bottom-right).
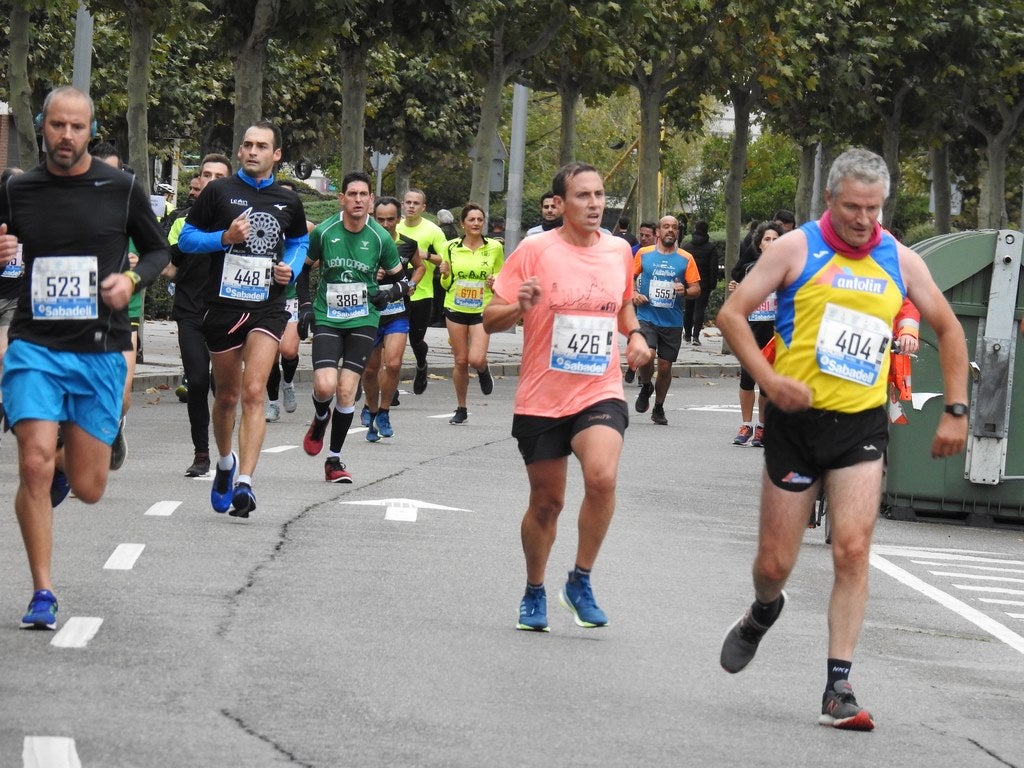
[{"x1": 819, "y1": 210, "x2": 883, "y2": 259}]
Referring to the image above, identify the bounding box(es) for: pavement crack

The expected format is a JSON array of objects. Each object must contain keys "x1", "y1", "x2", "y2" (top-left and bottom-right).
[
  {"x1": 967, "y1": 738, "x2": 1019, "y2": 767},
  {"x1": 221, "y1": 709, "x2": 315, "y2": 767}
]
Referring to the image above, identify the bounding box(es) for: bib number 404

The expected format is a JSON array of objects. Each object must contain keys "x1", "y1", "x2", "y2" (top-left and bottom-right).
[{"x1": 834, "y1": 329, "x2": 886, "y2": 361}]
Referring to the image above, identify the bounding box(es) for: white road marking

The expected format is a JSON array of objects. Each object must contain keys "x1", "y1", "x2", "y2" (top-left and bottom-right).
[
  {"x1": 103, "y1": 543, "x2": 145, "y2": 570},
  {"x1": 871, "y1": 553, "x2": 1024, "y2": 655},
  {"x1": 951, "y1": 585, "x2": 1024, "y2": 596},
  {"x1": 262, "y1": 445, "x2": 298, "y2": 453},
  {"x1": 50, "y1": 617, "x2": 103, "y2": 649},
  {"x1": 144, "y1": 500, "x2": 181, "y2": 517},
  {"x1": 429, "y1": 412, "x2": 467, "y2": 419},
  {"x1": 978, "y1": 598, "x2": 1024, "y2": 606},
  {"x1": 22, "y1": 736, "x2": 81, "y2": 768},
  {"x1": 927, "y1": 571, "x2": 1024, "y2": 584},
  {"x1": 685, "y1": 405, "x2": 741, "y2": 413},
  {"x1": 912, "y1": 559, "x2": 1024, "y2": 574},
  {"x1": 338, "y1": 497, "x2": 471, "y2": 523}
]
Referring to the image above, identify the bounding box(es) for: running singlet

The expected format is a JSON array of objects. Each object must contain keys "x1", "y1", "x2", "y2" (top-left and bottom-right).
[
  {"x1": 633, "y1": 246, "x2": 701, "y2": 328},
  {"x1": 378, "y1": 233, "x2": 418, "y2": 323},
  {"x1": 0, "y1": 159, "x2": 168, "y2": 352},
  {"x1": 397, "y1": 218, "x2": 448, "y2": 302},
  {"x1": 492, "y1": 229, "x2": 633, "y2": 418},
  {"x1": 308, "y1": 215, "x2": 400, "y2": 329},
  {"x1": 773, "y1": 221, "x2": 905, "y2": 413},
  {"x1": 440, "y1": 237, "x2": 504, "y2": 314},
  {"x1": 185, "y1": 172, "x2": 307, "y2": 311}
]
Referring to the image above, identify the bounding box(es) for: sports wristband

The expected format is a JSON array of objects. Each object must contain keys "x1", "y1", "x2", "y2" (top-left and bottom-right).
[
  {"x1": 124, "y1": 270, "x2": 141, "y2": 290},
  {"x1": 628, "y1": 328, "x2": 643, "y2": 338}
]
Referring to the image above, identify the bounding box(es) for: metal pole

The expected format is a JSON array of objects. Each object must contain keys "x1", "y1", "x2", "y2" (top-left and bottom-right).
[
  {"x1": 505, "y1": 83, "x2": 528, "y2": 253},
  {"x1": 72, "y1": 2, "x2": 93, "y2": 94}
]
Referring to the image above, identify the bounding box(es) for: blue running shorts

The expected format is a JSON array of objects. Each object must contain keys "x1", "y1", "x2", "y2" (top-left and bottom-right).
[{"x1": 1, "y1": 339, "x2": 126, "y2": 444}]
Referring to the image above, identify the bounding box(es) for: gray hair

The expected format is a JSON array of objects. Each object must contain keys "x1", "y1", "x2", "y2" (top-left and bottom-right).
[
  {"x1": 41, "y1": 85, "x2": 95, "y2": 123},
  {"x1": 826, "y1": 148, "x2": 890, "y2": 199}
]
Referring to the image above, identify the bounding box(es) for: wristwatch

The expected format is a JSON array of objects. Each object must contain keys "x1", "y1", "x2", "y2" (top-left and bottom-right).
[{"x1": 944, "y1": 402, "x2": 969, "y2": 417}]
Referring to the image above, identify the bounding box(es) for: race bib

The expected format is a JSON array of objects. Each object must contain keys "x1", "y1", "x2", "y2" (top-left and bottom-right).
[
  {"x1": 649, "y1": 279, "x2": 676, "y2": 309},
  {"x1": 748, "y1": 292, "x2": 777, "y2": 322},
  {"x1": 2, "y1": 244, "x2": 24, "y2": 279},
  {"x1": 31, "y1": 255, "x2": 98, "y2": 320},
  {"x1": 815, "y1": 303, "x2": 891, "y2": 386},
  {"x1": 549, "y1": 313, "x2": 615, "y2": 376},
  {"x1": 453, "y1": 279, "x2": 485, "y2": 311},
  {"x1": 219, "y1": 253, "x2": 271, "y2": 302},
  {"x1": 285, "y1": 296, "x2": 299, "y2": 323},
  {"x1": 326, "y1": 282, "x2": 368, "y2": 320},
  {"x1": 378, "y1": 283, "x2": 404, "y2": 316}
]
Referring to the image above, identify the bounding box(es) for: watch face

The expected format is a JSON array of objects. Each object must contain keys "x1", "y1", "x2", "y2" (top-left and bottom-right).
[{"x1": 946, "y1": 403, "x2": 968, "y2": 416}]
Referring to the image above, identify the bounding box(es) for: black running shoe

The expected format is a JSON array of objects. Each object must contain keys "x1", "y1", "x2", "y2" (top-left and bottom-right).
[
  {"x1": 720, "y1": 592, "x2": 786, "y2": 673},
  {"x1": 635, "y1": 382, "x2": 654, "y2": 413},
  {"x1": 623, "y1": 368, "x2": 635, "y2": 384},
  {"x1": 185, "y1": 452, "x2": 210, "y2": 477},
  {"x1": 651, "y1": 404, "x2": 668, "y2": 425},
  {"x1": 449, "y1": 407, "x2": 468, "y2": 425},
  {"x1": 413, "y1": 363, "x2": 428, "y2": 395},
  {"x1": 109, "y1": 416, "x2": 127, "y2": 470},
  {"x1": 478, "y1": 367, "x2": 493, "y2": 395}
]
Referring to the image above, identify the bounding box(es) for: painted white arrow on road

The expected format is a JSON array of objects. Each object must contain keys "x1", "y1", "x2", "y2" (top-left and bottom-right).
[{"x1": 337, "y1": 498, "x2": 470, "y2": 523}]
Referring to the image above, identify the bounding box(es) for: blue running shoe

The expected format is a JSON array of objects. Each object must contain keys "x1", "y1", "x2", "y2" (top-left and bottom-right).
[
  {"x1": 211, "y1": 452, "x2": 237, "y2": 513},
  {"x1": 21, "y1": 589, "x2": 58, "y2": 630},
  {"x1": 365, "y1": 418, "x2": 380, "y2": 443},
  {"x1": 360, "y1": 405, "x2": 372, "y2": 428},
  {"x1": 517, "y1": 586, "x2": 549, "y2": 632},
  {"x1": 560, "y1": 570, "x2": 608, "y2": 627},
  {"x1": 375, "y1": 410, "x2": 394, "y2": 438},
  {"x1": 50, "y1": 469, "x2": 71, "y2": 507},
  {"x1": 229, "y1": 482, "x2": 256, "y2": 518}
]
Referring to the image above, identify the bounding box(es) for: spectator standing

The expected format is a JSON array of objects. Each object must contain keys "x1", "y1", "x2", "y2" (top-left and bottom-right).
[{"x1": 682, "y1": 220, "x2": 719, "y2": 346}]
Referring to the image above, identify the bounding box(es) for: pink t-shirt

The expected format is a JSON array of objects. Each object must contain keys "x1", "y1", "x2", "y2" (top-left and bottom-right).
[{"x1": 493, "y1": 229, "x2": 634, "y2": 417}]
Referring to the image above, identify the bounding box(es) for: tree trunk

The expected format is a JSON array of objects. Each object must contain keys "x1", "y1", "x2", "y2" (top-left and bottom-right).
[
  {"x1": 636, "y1": 83, "x2": 662, "y2": 227},
  {"x1": 811, "y1": 143, "x2": 834, "y2": 221},
  {"x1": 557, "y1": 71, "x2": 579, "y2": 167},
  {"x1": 880, "y1": 114, "x2": 901, "y2": 227},
  {"x1": 126, "y1": 5, "x2": 153, "y2": 193},
  {"x1": 795, "y1": 142, "x2": 816, "y2": 225},
  {"x1": 394, "y1": 158, "x2": 411, "y2": 201},
  {"x1": 339, "y1": 48, "x2": 368, "y2": 175},
  {"x1": 231, "y1": 0, "x2": 280, "y2": 154},
  {"x1": 469, "y1": 65, "x2": 505, "y2": 217},
  {"x1": 8, "y1": 3, "x2": 39, "y2": 169},
  {"x1": 982, "y1": 133, "x2": 1011, "y2": 229},
  {"x1": 930, "y1": 144, "x2": 951, "y2": 235},
  {"x1": 724, "y1": 85, "x2": 753, "y2": 282}
]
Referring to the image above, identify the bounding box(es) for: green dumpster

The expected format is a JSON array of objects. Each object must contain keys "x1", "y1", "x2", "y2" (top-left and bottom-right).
[{"x1": 884, "y1": 229, "x2": 1024, "y2": 528}]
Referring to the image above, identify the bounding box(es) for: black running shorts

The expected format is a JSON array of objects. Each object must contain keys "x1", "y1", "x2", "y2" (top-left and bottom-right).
[
  {"x1": 512, "y1": 398, "x2": 629, "y2": 465},
  {"x1": 202, "y1": 304, "x2": 289, "y2": 354},
  {"x1": 311, "y1": 324, "x2": 376, "y2": 373},
  {"x1": 763, "y1": 403, "x2": 888, "y2": 492}
]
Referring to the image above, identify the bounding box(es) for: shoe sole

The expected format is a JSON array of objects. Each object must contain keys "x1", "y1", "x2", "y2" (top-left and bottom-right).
[
  {"x1": 20, "y1": 619, "x2": 57, "y2": 630},
  {"x1": 327, "y1": 475, "x2": 353, "y2": 483},
  {"x1": 516, "y1": 622, "x2": 550, "y2": 632},
  {"x1": 819, "y1": 709, "x2": 875, "y2": 730},
  {"x1": 558, "y1": 587, "x2": 608, "y2": 628}
]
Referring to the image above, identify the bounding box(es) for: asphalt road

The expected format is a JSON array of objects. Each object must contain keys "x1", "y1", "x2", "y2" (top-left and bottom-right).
[{"x1": 2, "y1": 373, "x2": 1023, "y2": 767}]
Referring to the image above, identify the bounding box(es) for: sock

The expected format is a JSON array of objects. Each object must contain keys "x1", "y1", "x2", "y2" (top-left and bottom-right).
[
  {"x1": 327, "y1": 450, "x2": 341, "y2": 460},
  {"x1": 312, "y1": 395, "x2": 333, "y2": 420},
  {"x1": 826, "y1": 658, "x2": 852, "y2": 691},
  {"x1": 526, "y1": 582, "x2": 544, "y2": 593},
  {"x1": 750, "y1": 594, "x2": 784, "y2": 627},
  {"x1": 268, "y1": 399, "x2": 280, "y2": 407},
  {"x1": 236, "y1": 473, "x2": 252, "y2": 487},
  {"x1": 571, "y1": 565, "x2": 591, "y2": 580},
  {"x1": 281, "y1": 356, "x2": 299, "y2": 384},
  {"x1": 329, "y1": 405, "x2": 355, "y2": 453},
  {"x1": 218, "y1": 454, "x2": 234, "y2": 470},
  {"x1": 266, "y1": 361, "x2": 281, "y2": 400}
]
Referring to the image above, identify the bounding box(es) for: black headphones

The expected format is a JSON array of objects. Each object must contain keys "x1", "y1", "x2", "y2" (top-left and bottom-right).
[{"x1": 35, "y1": 112, "x2": 99, "y2": 138}]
